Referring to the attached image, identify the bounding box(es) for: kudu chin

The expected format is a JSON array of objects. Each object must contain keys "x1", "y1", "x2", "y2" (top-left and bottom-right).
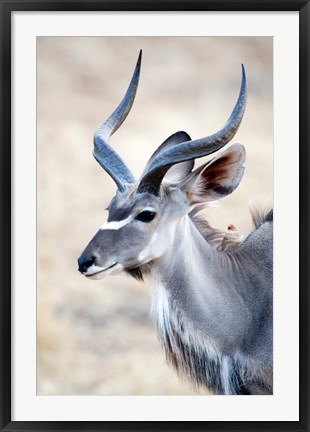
[{"x1": 78, "y1": 51, "x2": 273, "y2": 395}]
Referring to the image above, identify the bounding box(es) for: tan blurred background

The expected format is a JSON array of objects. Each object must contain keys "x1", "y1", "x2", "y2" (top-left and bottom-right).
[{"x1": 37, "y1": 37, "x2": 273, "y2": 395}]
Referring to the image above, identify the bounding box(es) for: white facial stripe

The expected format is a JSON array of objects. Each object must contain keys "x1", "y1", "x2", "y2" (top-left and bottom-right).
[
  {"x1": 142, "y1": 207, "x2": 156, "y2": 212},
  {"x1": 100, "y1": 207, "x2": 157, "y2": 231},
  {"x1": 100, "y1": 215, "x2": 132, "y2": 231}
]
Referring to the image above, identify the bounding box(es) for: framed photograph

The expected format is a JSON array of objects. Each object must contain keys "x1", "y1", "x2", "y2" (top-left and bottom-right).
[{"x1": 1, "y1": 1, "x2": 309, "y2": 431}]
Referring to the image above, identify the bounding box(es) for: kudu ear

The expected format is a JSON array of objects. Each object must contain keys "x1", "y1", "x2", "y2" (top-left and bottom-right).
[{"x1": 182, "y1": 143, "x2": 246, "y2": 204}]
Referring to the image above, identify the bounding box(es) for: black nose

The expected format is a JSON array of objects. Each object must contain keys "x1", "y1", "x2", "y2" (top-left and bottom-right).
[{"x1": 78, "y1": 256, "x2": 95, "y2": 273}]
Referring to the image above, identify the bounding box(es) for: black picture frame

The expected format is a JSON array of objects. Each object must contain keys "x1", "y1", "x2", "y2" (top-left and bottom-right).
[{"x1": 1, "y1": 1, "x2": 309, "y2": 431}]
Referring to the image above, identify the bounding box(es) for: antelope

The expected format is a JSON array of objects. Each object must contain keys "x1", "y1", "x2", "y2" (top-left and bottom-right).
[{"x1": 78, "y1": 51, "x2": 273, "y2": 395}]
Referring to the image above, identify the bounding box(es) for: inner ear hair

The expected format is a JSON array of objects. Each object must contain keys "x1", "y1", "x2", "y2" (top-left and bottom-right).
[{"x1": 184, "y1": 143, "x2": 246, "y2": 204}]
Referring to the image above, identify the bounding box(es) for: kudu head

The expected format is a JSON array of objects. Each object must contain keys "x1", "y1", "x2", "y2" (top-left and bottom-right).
[{"x1": 78, "y1": 51, "x2": 247, "y2": 279}]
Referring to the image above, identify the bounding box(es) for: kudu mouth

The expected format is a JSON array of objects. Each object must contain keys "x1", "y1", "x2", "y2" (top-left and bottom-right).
[
  {"x1": 84, "y1": 262, "x2": 118, "y2": 278},
  {"x1": 78, "y1": 258, "x2": 120, "y2": 279}
]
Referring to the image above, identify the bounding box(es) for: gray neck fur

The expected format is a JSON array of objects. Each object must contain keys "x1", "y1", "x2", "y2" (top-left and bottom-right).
[{"x1": 128, "y1": 210, "x2": 273, "y2": 395}]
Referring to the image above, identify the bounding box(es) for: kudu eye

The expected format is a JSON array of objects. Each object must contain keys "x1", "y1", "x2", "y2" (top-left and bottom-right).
[{"x1": 135, "y1": 210, "x2": 156, "y2": 223}]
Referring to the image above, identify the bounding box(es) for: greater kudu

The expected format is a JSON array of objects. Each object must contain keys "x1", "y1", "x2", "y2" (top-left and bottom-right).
[{"x1": 78, "y1": 51, "x2": 273, "y2": 395}]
